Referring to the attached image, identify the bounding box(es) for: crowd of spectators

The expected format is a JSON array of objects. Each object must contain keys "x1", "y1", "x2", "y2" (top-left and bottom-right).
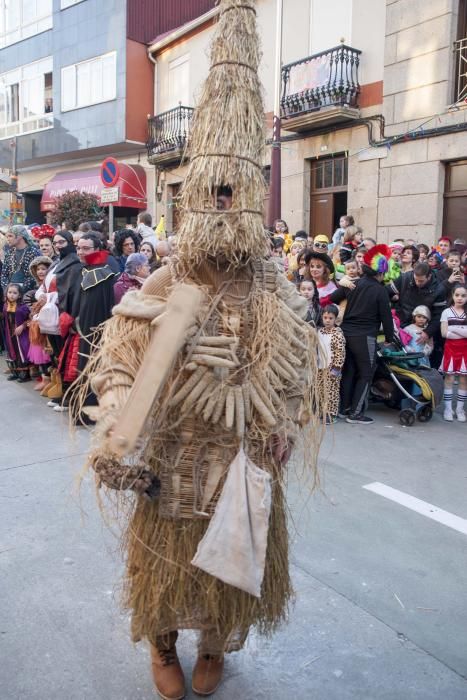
[
  {"x1": 269, "y1": 217, "x2": 466, "y2": 424},
  {"x1": 0, "y1": 212, "x2": 171, "y2": 419},
  {"x1": 0, "y1": 211, "x2": 466, "y2": 426}
]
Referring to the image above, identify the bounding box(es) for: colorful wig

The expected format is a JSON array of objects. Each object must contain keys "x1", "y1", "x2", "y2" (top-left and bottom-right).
[{"x1": 363, "y1": 244, "x2": 391, "y2": 275}]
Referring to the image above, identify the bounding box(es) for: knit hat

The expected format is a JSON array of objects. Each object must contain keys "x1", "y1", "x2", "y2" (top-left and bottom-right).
[
  {"x1": 412, "y1": 305, "x2": 431, "y2": 321},
  {"x1": 362, "y1": 244, "x2": 391, "y2": 276},
  {"x1": 388, "y1": 241, "x2": 404, "y2": 250}
]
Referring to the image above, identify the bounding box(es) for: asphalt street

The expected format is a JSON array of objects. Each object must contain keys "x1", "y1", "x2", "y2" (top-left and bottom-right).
[{"x1": 1, "y1": 368, "x2": 466, "y2": 700}]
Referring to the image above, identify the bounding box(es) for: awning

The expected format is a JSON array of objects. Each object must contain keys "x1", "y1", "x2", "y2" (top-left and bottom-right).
[{"x1": 40, "y1": 163, "x2": 147, "y2": 212}]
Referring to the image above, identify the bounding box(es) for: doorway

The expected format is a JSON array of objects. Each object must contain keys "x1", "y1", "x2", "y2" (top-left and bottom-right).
[
  {"x1": 309, "y1": 154, "x2": 348, "y2": 238},
  {"x1": 443, "y1": 160, "x2": 467, "y2": 239}
]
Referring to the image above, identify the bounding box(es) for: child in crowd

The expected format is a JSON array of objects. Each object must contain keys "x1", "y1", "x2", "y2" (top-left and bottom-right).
[
  {"x1": 299, "y1": 278, "x2": 321, "y2": 327},
  {"x1": 2, "y1": 283, "x2": 30, "y2": 382},
  {"x1": 25, "y1": 258, "x2": 54, "y2": 390},
  {"x1": 402, "y1": 305, "x2": 433, "y2": 368},
  {"x1": 286, "y1": 239, "x2": 306, "y2": 282},
  {"x1": 386, "y1": 242, "x2": 402, "y2": 281},
  {"x1": 271, "y1": 237, "x2": 286, "y2": 273},
  {"x1": 339, "y1": 226, "x2": 363, "y2": 263},
  {"x1": 317, "y1": 304, "x2": 346, "y2": 423},
  {"x1": 352, "y1": 247, "x2": 367, "y2": 273},
  {"x1": 344, "y1": 258, "x2": 360, "y2": 282},
  {"x1": 440, "y1": 284, "x2": 467, "y2": 422}
]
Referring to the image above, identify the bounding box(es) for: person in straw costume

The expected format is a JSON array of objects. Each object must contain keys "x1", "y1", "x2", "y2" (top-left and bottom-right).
[{"x1": 75, "y1": 1, "x2": 323, "y2": 697}]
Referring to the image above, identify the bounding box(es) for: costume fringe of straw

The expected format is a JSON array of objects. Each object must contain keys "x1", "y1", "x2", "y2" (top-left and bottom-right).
[
  {"x1": 177, "y1": 0, "x2": 268, "y2": 267},
  {"x1": 70, "y1": 0, "x2": 327, "y2": 649},
  {"x1": 71, "y1": 273, "x2": 325, "y2": 645}
]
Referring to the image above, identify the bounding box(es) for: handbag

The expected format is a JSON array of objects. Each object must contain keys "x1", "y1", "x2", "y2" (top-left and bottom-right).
[
  {"x1": 191, "y1": 448, "x2": 272, "y2": 598},
  {"x1": 35, "y1": 300, "x2": 60, "y2": 335}
]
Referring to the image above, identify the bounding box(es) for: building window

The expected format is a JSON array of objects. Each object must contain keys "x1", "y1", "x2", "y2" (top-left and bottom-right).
[
  {"x1": 312, "y1": 155, "x2": 348, "y2": 190},
  {"x1": 0, "y1": 57, "x2": 53, "y2": 140},
  {"x1": 168, "y1": 54, "x2": 190, "y2": 108},
  {"x1": 61, "y1": 52, "x2": 117, "y2": 112},
  {"x1": 0, "y1": 0, "x2": 52, "y2": 48},
  {"x1": 61, "y1": 0, "x2": 85, "y2": 8}
]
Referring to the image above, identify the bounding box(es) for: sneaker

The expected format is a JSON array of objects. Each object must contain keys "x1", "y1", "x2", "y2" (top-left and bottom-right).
[
  {"x1": 47, "y1": 399, "x2": 60, "y2": 407},
  {"x1": 53, "y1": 405, "x2": 68, "y2": 413},
  {"x1": 346, "y1": 413, "x2": 374, "y2": 425},
  {"x1": 456, "y1": 408, "x2": 466, "y2": 423},
  {"x1": 443, "y1": 408, "x2": 454, "y2": 422},
  {"x1": 326, "y1": 415, "x2": 337, "y2": 425},
  {"x1": 337, "y1": 410, "x2": 350, "y2": 419}
]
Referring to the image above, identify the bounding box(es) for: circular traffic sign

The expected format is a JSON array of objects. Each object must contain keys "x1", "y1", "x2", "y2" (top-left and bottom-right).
[{"x1": 100, "y1": 157, "x2": 120, "y2": 187}]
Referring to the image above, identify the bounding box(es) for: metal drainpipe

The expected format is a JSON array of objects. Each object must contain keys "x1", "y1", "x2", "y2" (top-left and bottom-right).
[
  {"x1": 147, "y1": 49, "x2": 159, "y2": 218},
  {"x1": 267, "y1": 0, "x2": 284, "y2": 228}
]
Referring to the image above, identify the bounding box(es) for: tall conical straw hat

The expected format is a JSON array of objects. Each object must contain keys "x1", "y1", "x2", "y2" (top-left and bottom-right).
[{"x1": 177, "y1": 0, "x2": 267, "y2": 267}]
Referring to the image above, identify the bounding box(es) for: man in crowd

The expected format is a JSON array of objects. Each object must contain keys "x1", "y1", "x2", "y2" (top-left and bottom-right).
[
  {"x1": 388, "y1": 261, "x2": 446, "y2": 342},
  {"x1": 1, "y1": 225, "x2": 40, "y2": 293}
]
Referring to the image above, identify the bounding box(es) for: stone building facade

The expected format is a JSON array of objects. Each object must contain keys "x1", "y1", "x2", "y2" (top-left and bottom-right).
[{"x1": 148, "y1": 0, "x2": 467, "y2": 246}]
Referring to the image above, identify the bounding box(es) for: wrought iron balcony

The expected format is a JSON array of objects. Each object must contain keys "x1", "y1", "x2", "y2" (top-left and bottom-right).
[
  {"x1": 454, "y1": 37, "x2": 467, "y2": 104},
  {"x1": 147, "y1": 105, "x2": 194, "y2": 167},
  {"x1": 280, "y1": 44, "x2": 361, "y2": 132}
]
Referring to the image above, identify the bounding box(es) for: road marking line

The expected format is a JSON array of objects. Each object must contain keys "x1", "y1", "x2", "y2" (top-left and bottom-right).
[{"x1": 362, "y1": 482, "x2": 467, "y2": 536}]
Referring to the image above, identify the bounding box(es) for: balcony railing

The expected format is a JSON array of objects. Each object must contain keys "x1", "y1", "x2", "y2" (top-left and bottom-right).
[
  {"x1": 147, "y1": 105, "x2": 194, "y2": 166},
  {"x1": 281, "y1": 44, "x2": 361, "y2": 120},
  {"x1": 454, "y1": 37, "x2": 467, "y2": 103}
]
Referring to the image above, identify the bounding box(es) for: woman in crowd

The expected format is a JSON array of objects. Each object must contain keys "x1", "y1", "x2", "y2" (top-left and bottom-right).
[
  {"x1": 417, "y1": 243, "x2": 430, "y2": 262},
  {"x1": 113, "y1": 229, "x2": 140, "y2": 273},
  {"x1": 305, "y1": 250, "x2": 337, "y2": 307},
  {"x1": 140, "y1": 241, "x2": 159, "y2": 273},
  {"x1": 400, "y1": 244, "x2": 420, "y2": 273},
  {"x1": 114, "y1": 253, "x2": 151, "y2": 304}
]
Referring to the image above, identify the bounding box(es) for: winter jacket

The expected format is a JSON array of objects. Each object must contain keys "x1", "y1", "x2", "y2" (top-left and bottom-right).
[
  {"x1": 388, "y1": 271, "x2": 446, "y2": 338},
  {"x1": 113, "y1": 272, "x2": 142, "y2": 304},
  {"x1": 330, "y1": 275, "x2": 394, "y2": 341}
]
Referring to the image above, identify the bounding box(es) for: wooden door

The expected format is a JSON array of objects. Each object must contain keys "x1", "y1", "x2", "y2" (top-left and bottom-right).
[
  {"x1": 309, "y1": 155, "x2": 347, "y2": 238},
  {"x1": 443, "y1": 161, "x2": 467, "y2": 239},
  {"x1": 310, "y1": 193, "x2": 334, "y2": 237}
]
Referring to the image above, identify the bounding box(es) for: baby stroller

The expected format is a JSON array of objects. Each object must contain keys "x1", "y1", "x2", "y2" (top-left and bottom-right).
[{"x1": 370, "y1": 343, "x2": 444, "y2": 426}]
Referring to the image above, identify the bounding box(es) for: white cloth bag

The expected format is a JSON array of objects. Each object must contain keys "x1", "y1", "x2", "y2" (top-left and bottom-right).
[{"x1": 191, "y1": 448, "x2": 272, "y2": 598}]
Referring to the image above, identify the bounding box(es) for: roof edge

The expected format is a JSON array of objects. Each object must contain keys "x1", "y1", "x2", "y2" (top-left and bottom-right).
[{"x1": 147, "y1": 7, "x2": 219, "y2": 54}]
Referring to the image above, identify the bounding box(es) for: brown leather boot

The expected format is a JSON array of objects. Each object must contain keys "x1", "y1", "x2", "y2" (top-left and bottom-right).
[
  {"x1": 192, "y1": 654, "x2": 224, "y2": 696},
  {"x1": 150, "y1": 640, "x2": 185, "y2": 700}
]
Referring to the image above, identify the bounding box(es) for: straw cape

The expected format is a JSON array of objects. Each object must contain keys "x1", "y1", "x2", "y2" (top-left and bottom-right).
[{"x1": 75, "y1": 0, "x2": 324, "y2": 656}]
